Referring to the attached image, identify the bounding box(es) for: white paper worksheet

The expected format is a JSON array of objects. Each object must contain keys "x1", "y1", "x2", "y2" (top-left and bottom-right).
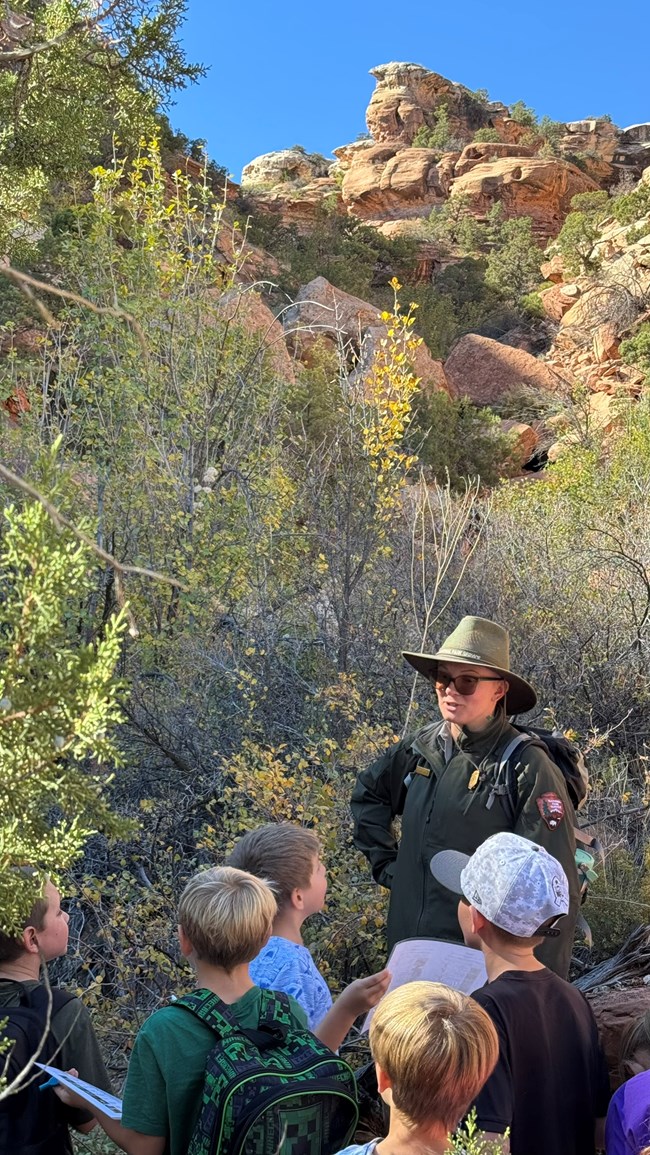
[
  {"x1": 362, "y1": 937, "x2": 487, "y2": 1031},
  {"x1": 36, "y1": 1063, "x2": 123, "y2": 1119}
]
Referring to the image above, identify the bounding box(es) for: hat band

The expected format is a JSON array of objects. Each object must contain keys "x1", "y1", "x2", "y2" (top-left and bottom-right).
[{"x1": 440, "y1": 645, "x2": 508, "y2": 669}]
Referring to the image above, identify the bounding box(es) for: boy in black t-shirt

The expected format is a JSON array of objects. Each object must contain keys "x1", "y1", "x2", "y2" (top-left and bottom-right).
[{"x1": 431, "y1": 832, "x2": 610, "y2": 1155}]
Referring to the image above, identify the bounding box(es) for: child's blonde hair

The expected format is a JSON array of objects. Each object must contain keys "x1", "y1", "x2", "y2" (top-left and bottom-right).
[
  {"x1": 619, "y1": 1009, "x2": 650, "y2": 1080},
  {"x1": 227, "y1": 824, "x2": 320, "y2": 908},
  {"x1": 178, "y1": 866, "x2": 277, "y2": 970},
  {"x1": 369, "y1": 981, "x2": 499, "y2": 1134}
]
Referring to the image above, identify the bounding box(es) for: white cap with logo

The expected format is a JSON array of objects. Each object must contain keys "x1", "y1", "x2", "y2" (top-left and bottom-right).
[{"x1": 430, "y1": 832, "x2": 569, "y2": 938}]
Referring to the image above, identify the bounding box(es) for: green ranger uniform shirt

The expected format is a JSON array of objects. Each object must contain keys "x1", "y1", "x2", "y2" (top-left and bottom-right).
[{"x1": 351, "y1": 715, "x2": 580, "y2": 978}]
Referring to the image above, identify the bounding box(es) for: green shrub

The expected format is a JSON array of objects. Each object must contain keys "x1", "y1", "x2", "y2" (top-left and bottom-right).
[
  {"x1": 412, "y1": 104, "x2": 463, "y2": 152},
  {"x1": 520, "y1": 291, "x2": 546, "y2": 319},
  {"x1": 472, "y1": 127, "x2": 502, "y2": 144},
  {"x1": 612, "y1": 182, "x2": 650, "y2": 226},
  {"x1": 485, "y1": 216, "x2": 544, "y2": 300},
  {"x1": 509, "y1": 100, "x2": 537, "y2": 127},
  {"x1": 412, "y1": 391, "x2": 520, "y2": 487},
  {"x1": 620, "y1": 322, "x2": 650, "y2": 381}
]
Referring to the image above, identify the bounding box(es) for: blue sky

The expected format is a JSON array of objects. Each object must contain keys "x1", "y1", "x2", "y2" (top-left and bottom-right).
[{"x1": 171, "y1": 0, "x2": 650, "y2": 181}]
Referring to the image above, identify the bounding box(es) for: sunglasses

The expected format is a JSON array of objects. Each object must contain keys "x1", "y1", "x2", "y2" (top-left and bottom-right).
[{"x1": 432, "y1": 670, "x2": 504, "y2": 696}]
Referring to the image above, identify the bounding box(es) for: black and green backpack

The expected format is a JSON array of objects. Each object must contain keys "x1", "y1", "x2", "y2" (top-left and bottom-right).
[{"x1": 177, "y1": 988, "x2": 359, "y2": 1155}]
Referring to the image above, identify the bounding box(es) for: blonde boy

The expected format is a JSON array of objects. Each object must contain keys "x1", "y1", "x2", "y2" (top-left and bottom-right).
[
  {"x1": 335, "y1": 981, "x2": 499, "y2": 1155},
  {"x1": 228, "y1": 823, "x2": 390, "y2": 1051},
  {"x1": 57, "y1": 866, "x2": 309, "y2": 1155}
]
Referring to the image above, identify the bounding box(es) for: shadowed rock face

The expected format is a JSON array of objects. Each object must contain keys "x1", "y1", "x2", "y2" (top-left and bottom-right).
[{"x1": 443, "y1": 333, "x2": 562, "y2": 405}]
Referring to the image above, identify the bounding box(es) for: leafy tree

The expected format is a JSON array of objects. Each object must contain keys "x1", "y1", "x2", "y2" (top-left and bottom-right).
[
  {"x1": 555, "y1": 190, "x2": 610, "y2": 275},
  {"x1": 0, "y1": 0, "x2": 203, "y2": 255},
  {"x1": 620, "y1": 322, "x2": 650, "y2": 383},
  {"x1": 509, "y1": 100, "x2": 537, "y2": 127},
  {"x1": 612, "y1": 181, "x2": 650, "y2": 226},
  {"x1": 485, "y1": 216, "x2": 544, "y2": 300},
  {"x1": 534, "y1": 115, "x2": 566, "y2": 156},
  {"x1": 0, "y1": 485, "x2": 126, "y2": 934},
  {"x1": 427, "y1": 195, "x2": 487, "y2": 252},
  {"x1": 412, "y1": 391, "x2": 520, "y2": 487},
  {"x1": 472, "y1": 127, "x2": 501, "y2": 144},
  {"x1": 244, "y1": 202, "x2": 418, "y2": 303},
  {"x1": 412, "y1": 104, "x2": 462, "y2": 152}
]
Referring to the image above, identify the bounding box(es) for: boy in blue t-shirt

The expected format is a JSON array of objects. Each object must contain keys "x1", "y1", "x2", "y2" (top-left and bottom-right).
[{"x1": 228, "y1": 823, "x2": 390, "y2": 1052}]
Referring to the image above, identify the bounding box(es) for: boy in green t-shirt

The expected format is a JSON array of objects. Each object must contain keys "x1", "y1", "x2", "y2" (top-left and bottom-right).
[{"x1": 57, "y1": 866, "x2": 308, "y2": 1155}]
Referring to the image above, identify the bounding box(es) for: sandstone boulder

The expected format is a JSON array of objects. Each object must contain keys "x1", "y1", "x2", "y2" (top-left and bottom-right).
[
  {"x1": 443, "y1": 333, "x2": 562, "y2": 405},
  {"x1": 593, "y1": 322, "x2": 620, "y2": 364},
  {"x1": 450, "y1": 157, "x2": 599, "y2": 238},
  {"x1": 213, "y1": 289, "x2": 295, "y2": 382},
  {"x1": 454, "y1": 141, "x2": 534, "y2": 178},
  {"x1": 241, "y1": 148, "x2": 330, "y2": 188},
  {"x1": 539, "y1": 283, "x2": 582, "y2": 322},
  {"x1": 243, "y1": 179, "x2": 344, "y2": 234},
  {"x1": 331, "y1": 139, "x2": 377, "y2": 174},
  {"x1": 586, "y1": 987, "x2": 650, "y2": 1088},
  {"x1": 341, "y1": 144, "x2": 447, "y2": 221},
  {"x1": 501, "y1": 419, "x2": 539, "y2": 461},
  {"x1": 283, "y1": 276, "x2": 449, "y2": 393},
  {"x1": 560, "y1": 118, "x2": 619, "y2": 165},
  {"x1": 540, "y1": 254, "x2": 567, "y2": 283}
]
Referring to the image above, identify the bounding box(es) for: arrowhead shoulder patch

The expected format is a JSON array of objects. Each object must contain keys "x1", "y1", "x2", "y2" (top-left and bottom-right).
[{"x1": 536, "y1": 792, "x2": 565, "y2": 829}]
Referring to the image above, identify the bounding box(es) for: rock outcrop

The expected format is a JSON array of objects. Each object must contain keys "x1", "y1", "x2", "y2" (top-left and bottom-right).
[
  {"x1": 283, "y1": 276, "x2": 450, "y2": 394},
  {"x1": 454, "y1": 141, "x2": 535, "y2": 177},
  {"x1": 444, "y1": 333, "x2": 562, "y2": 405},
  {"x1": 241, "y1": 148, "x2": 330, "y2": 187},
  {"x1": 340, "y1": 145, "x2": 448, "y2": 222},
  {"x1": 450, "y1": 157, "x2": 599, "y2": 238},
  {"x1": 364, "y1": 62, "x2": 514, "y2": 148},
  {"x1": 243, "y1": 179, "x2": 344, "y2": 234}
]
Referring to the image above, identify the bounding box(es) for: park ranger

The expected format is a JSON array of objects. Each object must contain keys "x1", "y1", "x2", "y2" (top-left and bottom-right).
[{"x1": 351, "y1": 616, "x2": 580, "y2": 978}]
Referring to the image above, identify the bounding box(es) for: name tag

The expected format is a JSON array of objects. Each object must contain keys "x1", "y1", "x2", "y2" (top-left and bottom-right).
[{"x1": 414, "y1": 763, "x2": 431, "y2": 778}]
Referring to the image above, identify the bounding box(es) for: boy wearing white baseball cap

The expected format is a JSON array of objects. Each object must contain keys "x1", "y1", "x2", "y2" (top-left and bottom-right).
[{"x1": 431, "y1": 832, "x2": 610, "y2": 1155}]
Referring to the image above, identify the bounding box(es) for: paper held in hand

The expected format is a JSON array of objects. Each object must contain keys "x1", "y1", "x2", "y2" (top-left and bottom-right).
[
  {"x1": 362, "y1": 937, "x2": 487, "y2": 1032},
  {"x1": 36, "y1": 1063, "x2": 123, "y2": 1120}
]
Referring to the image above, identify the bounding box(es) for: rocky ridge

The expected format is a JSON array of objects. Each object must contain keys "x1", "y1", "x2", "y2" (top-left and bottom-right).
[{"x1": 240, "y1": 63, "x2": 650, "y2": 242}]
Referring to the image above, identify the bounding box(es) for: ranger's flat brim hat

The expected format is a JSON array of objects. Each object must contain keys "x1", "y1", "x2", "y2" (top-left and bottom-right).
[{"x1": 403, "y1": 615, "x2": 537, "y2": 715}]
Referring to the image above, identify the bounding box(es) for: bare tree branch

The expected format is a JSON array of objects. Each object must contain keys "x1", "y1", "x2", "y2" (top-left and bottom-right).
[
  {"x1": 0, "y1": 265, "x2": 149, "y2": 360},
  {"x1": 0, "y1": 0, "x2": 122, "y2": 63},
  {"x1": 0, "y1": 462, "x2": 187, "y2": 594}
]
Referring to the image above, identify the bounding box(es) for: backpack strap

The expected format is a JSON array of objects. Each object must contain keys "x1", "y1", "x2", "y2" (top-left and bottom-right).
[
  {"x1": 23, "y1": 983, "x2": 76, "y2": 1019},
  {"x1": 176, "y1": 988, "x2": 290, "y2": 1052},
  {"x1": 175, "y1": 989, "x2": 240, "y2": 1038},
  {"x1": 493, "y1": 732, "x2": 535, "y2": 823}
]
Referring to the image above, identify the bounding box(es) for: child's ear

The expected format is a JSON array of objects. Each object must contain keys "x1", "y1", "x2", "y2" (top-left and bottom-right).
[
  {"x1": 376, "y1": 1063, "x2": 393, "y2": 1105},
  {"x1": 178, "y1": 924, "x2": 194, "y2": 959},
  {"x1": 23, "y1": 925, "x2": 42, "y2": 956},
  {"x1": 289, "y1": 886, "x2": 304, "y2": 912},
  {"x1": 470, "y1": 906, "x2": 488, "y2": 935}
]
